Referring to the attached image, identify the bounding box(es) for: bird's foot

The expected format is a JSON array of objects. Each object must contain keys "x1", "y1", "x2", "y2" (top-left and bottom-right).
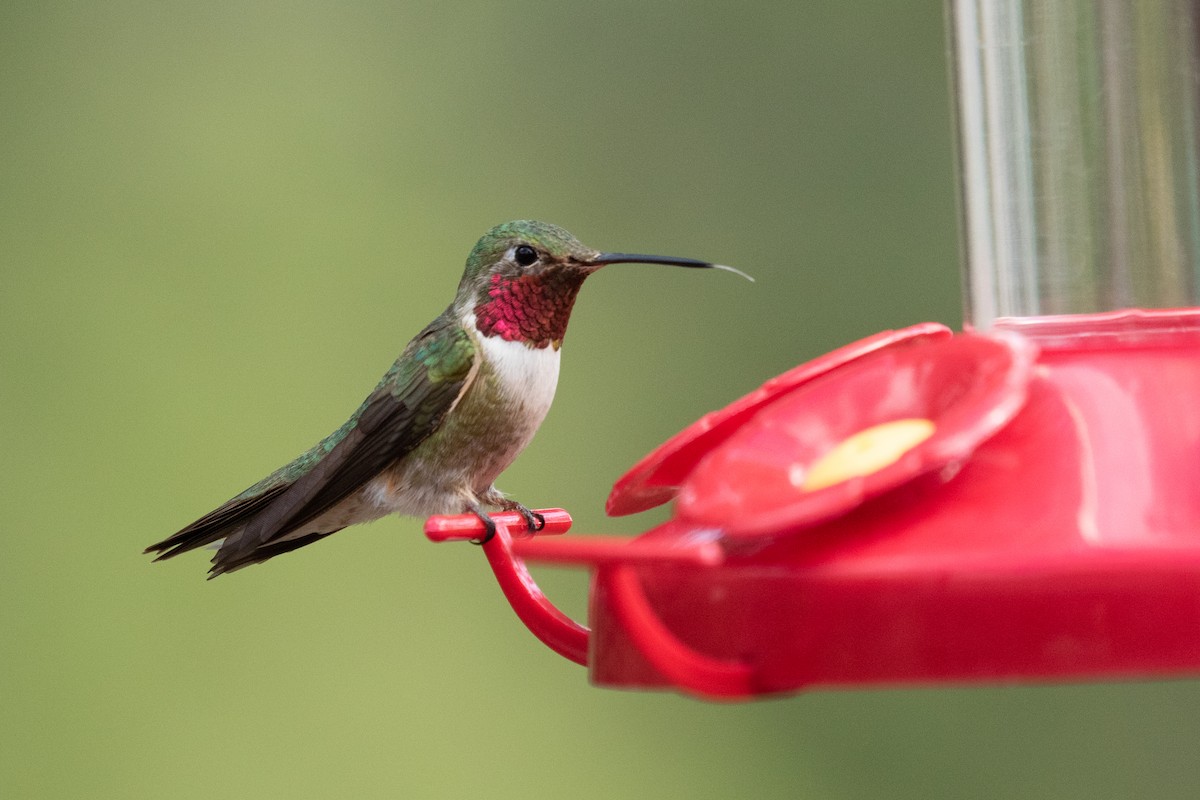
[
  {"x1": 467, "y1": 498, "x2": 544, "y2": 544},
  {"x1": 465, "y1": 503, "x2": 498, "y2": 545},
  {"x1": 500, "y1": 500, "x2": 545, "y2": 536}
]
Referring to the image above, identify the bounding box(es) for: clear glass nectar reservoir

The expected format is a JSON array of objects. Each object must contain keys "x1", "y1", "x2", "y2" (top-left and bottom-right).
[{"x1": 949, "y1": 0, "x2": 1200, "y2": 327}]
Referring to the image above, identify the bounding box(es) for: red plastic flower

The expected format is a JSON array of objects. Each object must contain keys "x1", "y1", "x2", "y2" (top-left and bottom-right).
[{"x1": 610, "y1": 324, "x2": 1037, "y2": 541}]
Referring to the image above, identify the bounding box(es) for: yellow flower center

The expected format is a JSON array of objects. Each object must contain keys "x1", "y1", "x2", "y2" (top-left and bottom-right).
[{"x1": 801, "y1": 418, "x2": 936, "y2": 491}]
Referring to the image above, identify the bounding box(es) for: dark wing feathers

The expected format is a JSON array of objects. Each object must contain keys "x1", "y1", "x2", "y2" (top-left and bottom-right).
[
  {"x1": 203, "y1": 530, "x2": 342, "y2": 576},
  {"x1": 262, "y1": 374, "x2": 449, "y2": 534},
  {"x1": 147, "y1": 315, "x2": 478, "y2": 576},
  {"x1": 144, "y1": 482, "x2": 291, "y2": 561},
  {"x1": 218, "y1": 389, "x2": 420, "y2": 563}
]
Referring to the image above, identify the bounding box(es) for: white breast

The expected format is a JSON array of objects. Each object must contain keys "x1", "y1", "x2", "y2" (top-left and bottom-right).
[{"x1": 475, "y1": 325, "x2": 562, "y2": 424}]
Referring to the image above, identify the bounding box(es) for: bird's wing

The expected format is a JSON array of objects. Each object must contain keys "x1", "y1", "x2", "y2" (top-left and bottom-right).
[
  {"x1": 145, "y1": 315, "x2": 479, "y2": 573},
  {"x1": 206, "y1": 316, "x2": 479, "y2": 574},
  {"x1": 144, "y1": 481, "x2": 294, "y2": 561}
]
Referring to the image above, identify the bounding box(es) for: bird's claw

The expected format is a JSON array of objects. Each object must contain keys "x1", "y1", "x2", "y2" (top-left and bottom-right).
[
  {"x1": 523, "y1": 508, "x2": 547, "y2": 534},
  {"x1": 467, "y1": 507, "x2": 497, "y2": 545},
  {"x1": 509, "y1": 503, "x2": 545, "y2": 536},
  {"x1": 467, "y1": 502, "x2": 542, "y2": 544}
]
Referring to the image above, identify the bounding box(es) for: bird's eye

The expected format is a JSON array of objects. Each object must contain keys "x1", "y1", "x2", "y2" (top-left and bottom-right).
[{"x1": 513, "y1": 244, "x2": 538, "y2": 267}]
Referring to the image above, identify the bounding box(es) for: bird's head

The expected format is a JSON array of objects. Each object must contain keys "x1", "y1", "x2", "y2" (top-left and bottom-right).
[{"x1": 455, "y1": 220, "x2": 749, "y2": 349}]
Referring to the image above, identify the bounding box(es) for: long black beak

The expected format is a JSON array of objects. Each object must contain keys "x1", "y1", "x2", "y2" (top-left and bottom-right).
[{"x1": 591, "y1": 252, "x2": 754, "y2": 281}]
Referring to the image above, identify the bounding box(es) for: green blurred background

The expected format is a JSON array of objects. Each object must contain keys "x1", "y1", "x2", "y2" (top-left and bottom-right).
[{"x1": 3, "y1": 1, "x2": 1199, "y2": 798}]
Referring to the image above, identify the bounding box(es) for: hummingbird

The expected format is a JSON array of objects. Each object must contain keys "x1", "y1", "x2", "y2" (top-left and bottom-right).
[{"x1": 145, "y1": 220, "x2": 749, "y2": 577}]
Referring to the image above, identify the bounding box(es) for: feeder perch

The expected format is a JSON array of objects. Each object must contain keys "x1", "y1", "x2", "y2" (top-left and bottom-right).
[{"x1": 428, "y1": 0, "x2": 1200, "y2": 698}]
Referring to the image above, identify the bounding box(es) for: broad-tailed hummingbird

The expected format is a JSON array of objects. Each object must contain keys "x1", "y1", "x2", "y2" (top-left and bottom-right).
[{"x1": 145, "y1": 220, "x2": 748, "y2": 577}]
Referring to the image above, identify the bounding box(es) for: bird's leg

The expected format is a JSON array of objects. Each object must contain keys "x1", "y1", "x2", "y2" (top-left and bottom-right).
[
  {"x1": 464, "y1": 501, "x2": 497, "y2": 545},
  {"x1": 481, "y1": 488, "x2": 545, "y2": 535}
]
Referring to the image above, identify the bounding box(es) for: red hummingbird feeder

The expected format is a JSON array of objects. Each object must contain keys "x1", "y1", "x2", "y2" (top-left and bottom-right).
[{"x1": 427, "y1": 0, "x2": 1200, "y2": 698}]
